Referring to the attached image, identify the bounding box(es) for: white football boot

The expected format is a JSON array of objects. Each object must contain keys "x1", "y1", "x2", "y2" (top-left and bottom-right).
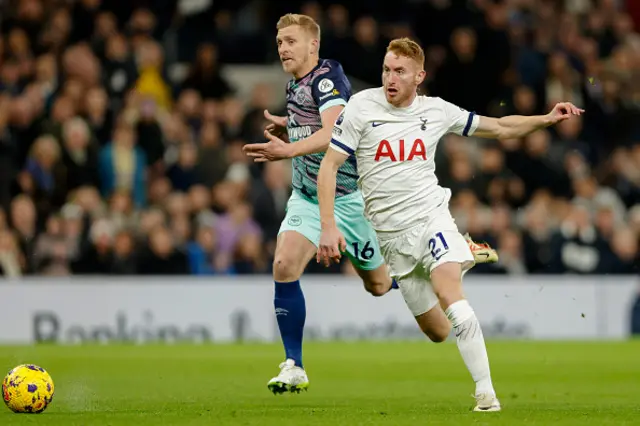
[
  {"x1": 473, "y1": 392, "x2": 502, "y2": 412},
  {"x1": 267, "y1": 359, "x2": 309, "y2": 394}
]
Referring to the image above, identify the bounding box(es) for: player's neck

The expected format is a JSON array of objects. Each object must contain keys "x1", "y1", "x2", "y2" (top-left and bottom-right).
[
  {"x1": 394, "y1": 91, "x2": 418, "y2": 109},
  {"x1": 293, "y1": 57, "x2": 320, "y2": 80}
]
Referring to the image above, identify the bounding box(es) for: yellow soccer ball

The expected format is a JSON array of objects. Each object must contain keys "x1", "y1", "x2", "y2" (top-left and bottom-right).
[{"x1": 2, "y1": 364, "x2": 55, "y2": 413}]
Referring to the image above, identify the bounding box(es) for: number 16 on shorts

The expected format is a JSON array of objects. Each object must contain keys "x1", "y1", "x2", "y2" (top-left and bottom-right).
[
  {"x1": 352, "y1": 240, "x2": 375, "y2": 260},
  {"x1": 429, "y1": 232, "x2": 449, "y2": 261}
]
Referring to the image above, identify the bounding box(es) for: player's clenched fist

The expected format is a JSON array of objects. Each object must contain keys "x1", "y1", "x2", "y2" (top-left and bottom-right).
[{"x1": 317, "y1": 225, "x2": 347, "y2": 267}]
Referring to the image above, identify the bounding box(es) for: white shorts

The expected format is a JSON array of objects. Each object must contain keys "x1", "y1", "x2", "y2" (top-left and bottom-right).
[{"x1": 378, "y1": 206, "x2": 474, "y2": 317}]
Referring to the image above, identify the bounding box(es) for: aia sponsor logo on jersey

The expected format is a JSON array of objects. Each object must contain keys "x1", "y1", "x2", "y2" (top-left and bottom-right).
[{"x1": 374, "y1": 139, "x2": 427, "y2": 162}]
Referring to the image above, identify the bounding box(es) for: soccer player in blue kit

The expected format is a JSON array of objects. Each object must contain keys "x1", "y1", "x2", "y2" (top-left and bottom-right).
[{"x1": 243, "y1": 14, "x2": 497, "y2": 394}]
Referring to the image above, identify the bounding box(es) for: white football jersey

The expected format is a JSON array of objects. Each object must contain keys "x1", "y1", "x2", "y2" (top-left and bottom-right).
[{"x1": 330, "y1": 87, "x2": 479, "y2": 234}]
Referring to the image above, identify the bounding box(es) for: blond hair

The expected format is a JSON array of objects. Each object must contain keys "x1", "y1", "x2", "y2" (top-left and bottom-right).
[
  {"x1": 276, "y1": 14, "x2": 321, "y2": 41},
  {"x1": 387, "y1": 38, "x2": 425, "y2": 69}
]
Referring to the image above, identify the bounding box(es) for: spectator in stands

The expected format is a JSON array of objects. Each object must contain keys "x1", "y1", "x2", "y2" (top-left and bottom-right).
[
  {"x1": 61, "y1": 117, "x2": 100, "y2": 192},
  {"x1": 10, "y1": 195, "x2": 37, "y2": 273},
  {"x1": 233, "y1": 232, "x2": 267, "y2": 274},
  {"x1": 107, "y1": 191, "x2": 138, "y2": 231},
  {"x1": 250, "y1": 161, "x2": 289, "y2": 248},
  {"x1": 72, "y1": 217, "x2": 115, "y2": 274},
  {"x1": 599, "y1": 227, "x2": 639, "y2": 274},
  {"x1": 344, "y1": 16, "x2": 385, "y2": 86},
  {"x1": 84, "y1": 86, "x2": 113, "y2": 146},
  {"x1": 135, "y1": 98, "x2": 165, "y2": 175},
  {"x1": 103, "y1": 33, "x2": 138, "y2": 107},
  {"x1": 135, "y1": 40, "x2": 172, "y2": 111},
  {"x1": 98, "y1": 122, "x2": 147, "y2": 207},
  {"x1": 213, "y1": 201, "x2": 261, "y2": 272},
  {"x1": 167, "y1": 142, "x2": 199, "y2": 192},
  {"x1": 138, "y1": 225, "x2": 189, "y2": 275},
  {"x1": 20, "y1": 135, "x2": 66, "y2": 217},
  {"x1": 182, "y1": 43, "x2": 233, "y2": 101},
  {"x1": 240, "y1": 83, "x2": 275, "y2": 143},
  {"x1": 521, "y1": 200, "x2": 556, "y2": 274},
  {"x1": 196, "y1": 121, "x2": 228, "y2": 188},
  {"x1": 0, "y1": 229, "x2": 22, "y2": 278},
  {"x1": 549, "y1": 204, "x2": 610, "y2": 274},
  {"x1": 187, "y1": 225, "x2": 217, "y2": 275},
  {"x1": 33, "y1": 214, "x2": 68, "y2": 273},
  {"x1": 111, "y1": 230, "x2": 137, "y2": 275}
]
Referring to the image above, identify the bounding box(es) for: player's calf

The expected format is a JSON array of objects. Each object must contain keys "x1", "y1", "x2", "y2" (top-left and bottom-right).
[{"x1": 415, "y1": 305, "x2": 451, "y2": 343}]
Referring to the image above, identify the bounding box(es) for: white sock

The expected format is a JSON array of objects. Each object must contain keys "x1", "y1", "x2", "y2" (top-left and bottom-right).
[{"x1": 445, "y1": 299, "x2": 495, "y2": 396}]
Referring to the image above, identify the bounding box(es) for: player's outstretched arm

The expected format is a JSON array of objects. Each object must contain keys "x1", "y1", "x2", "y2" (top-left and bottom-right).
[
  {"x1": 473, "y1": 102, "x2": 584, "y2": 140},
  {"x1": 243, "y1": 105, "x2": 344, "y2": 162},
  {"x1": 289, "y1": 105, "x2": 344, "y2": 157},
  {"x1": 316, "y1": 147, "x2": 348, "y2": 266}
]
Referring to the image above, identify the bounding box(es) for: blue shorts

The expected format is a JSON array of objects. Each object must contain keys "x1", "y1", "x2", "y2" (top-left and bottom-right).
[{"x1": 278, "y1": 191, "x2": 384, "y2": 271}]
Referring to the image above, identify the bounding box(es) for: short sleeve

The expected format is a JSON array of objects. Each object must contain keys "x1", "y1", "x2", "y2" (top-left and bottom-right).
[
  {"x1": 441, "y1": 99, "x2": 479, "y2": 137},
  {"x1": 311, "y1": 64, "x2": 351, "y2": 114},
  {"x1": 329, "y1": 99, "x2": 362, "y2": 156}
]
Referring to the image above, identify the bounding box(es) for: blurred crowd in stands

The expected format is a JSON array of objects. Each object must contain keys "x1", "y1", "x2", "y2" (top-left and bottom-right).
[{"x1": 0, "y1": 0, "x2": 637, "y2": 277}]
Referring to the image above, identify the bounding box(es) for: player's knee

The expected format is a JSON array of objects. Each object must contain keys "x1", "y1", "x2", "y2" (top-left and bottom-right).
[
  {"x1": 416, "y1": 308, "x2": 452, "y2": 343},
  {"x1": 436, "y1": 292, "x2": 463, "y2": 311},
  {"x1": 427, "y1": 332, "x2": 448, "y2": 343},
  {"x1": 362, "y1": 273, "x2": 393, "y2": 296},
  {"x1": 365, "y1": 281, "x2": 388, "y2": 297},
  {"x1": 423, "y1": 324, "x2": 451, "y2": 343},
  {"x1": 272, "y1": 256, "x2": 302, "y2": 282},
  {"x1": 431, "y1": 263, "x2": 464, "y2": 308}
]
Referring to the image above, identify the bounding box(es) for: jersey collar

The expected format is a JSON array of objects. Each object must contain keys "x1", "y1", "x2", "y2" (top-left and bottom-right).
[
  {"x1": 387, "y1": 90, "x2": 420, "y2": 114},
  {"x1": 294, "y1": 59, "x2": 323, "y2": 84}
]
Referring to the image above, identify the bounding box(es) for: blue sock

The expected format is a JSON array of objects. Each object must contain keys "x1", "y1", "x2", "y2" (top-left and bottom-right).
[
  {"x1": 274, "y1": 280, "x2": 306, "y2": 368},
  {"x1": 391, "y1": 278, "x2": 399, "y2": 289}
]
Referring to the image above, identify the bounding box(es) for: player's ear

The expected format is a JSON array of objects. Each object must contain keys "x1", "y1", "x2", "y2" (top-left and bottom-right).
[
  {"x1": 311, "y1": 38, "x2": 319, "y2": 55},
  {"x1": 416, "y1": 70, "x2": 426, "y2": 85}
]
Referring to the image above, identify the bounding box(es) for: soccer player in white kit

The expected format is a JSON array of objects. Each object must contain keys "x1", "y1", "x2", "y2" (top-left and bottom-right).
[{"x1": 316, "y1": 38, "x2": 583, "y2": 411}]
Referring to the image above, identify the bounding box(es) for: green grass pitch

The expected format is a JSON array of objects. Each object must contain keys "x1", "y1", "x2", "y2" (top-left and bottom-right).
[{"x1": 1, "y1": 341, "x2": 639, "y2": 425}]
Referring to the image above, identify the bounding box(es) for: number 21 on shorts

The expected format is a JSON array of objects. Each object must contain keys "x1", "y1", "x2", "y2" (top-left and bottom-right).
[{"x1": 429, "y1": 232, "x2": 449, "y2": 261}]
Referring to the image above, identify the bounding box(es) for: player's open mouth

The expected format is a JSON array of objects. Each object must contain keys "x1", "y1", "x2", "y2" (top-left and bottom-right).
[
  {"x1": 282, "y1": 58, "x2": 293, "y2": 64},
  {"x1": 387, "y1": 88, "x2": 398, "y2": 95}
]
